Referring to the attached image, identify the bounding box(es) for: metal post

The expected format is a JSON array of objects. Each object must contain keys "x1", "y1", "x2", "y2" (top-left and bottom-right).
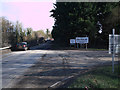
[
  {"x1": 112, "y1": 28, "x2": 115, "y2": 73},
  {"x1": 86, "y1": 35, "x2": 87, "y2": 50},
  {"x1": 86, "y1": 43, "x2": 87, "y2": 50},
  {"x1": 77, "y1": 43, "x2": 78, "y2": 48}
]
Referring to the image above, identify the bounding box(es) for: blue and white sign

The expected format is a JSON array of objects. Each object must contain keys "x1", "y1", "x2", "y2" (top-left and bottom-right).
[
  {"x1": 70, "y1": 39, "x2": 76, "y2": 44},
  {"x1": 76, "y1": 37, "x2": 89, "y2": 44}
]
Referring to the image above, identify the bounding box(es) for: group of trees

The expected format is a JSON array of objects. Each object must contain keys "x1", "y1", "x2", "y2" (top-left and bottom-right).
[
  {"x1": 0, "y1": 17, "x2": 50, "y2": 48},
  {"x1": 51, "y1": 2, "x2": 120, "y2": 48},
  {"x1": 1, "y1": 17, "x2": 15, "y2": 47}
]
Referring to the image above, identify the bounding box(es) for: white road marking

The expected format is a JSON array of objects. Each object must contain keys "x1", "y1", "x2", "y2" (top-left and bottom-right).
[{"x1": 49, "y1": 76, "x2": 74, "y2": 88}]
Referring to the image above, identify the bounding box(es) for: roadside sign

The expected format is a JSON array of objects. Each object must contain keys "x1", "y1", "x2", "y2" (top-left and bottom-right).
[
  {"x1": 70, "y1": 39, "x2": 75, "y2": 44},
  {"x1": 109, "y1": 29, "x2": 120, "y2": 73},
  {"x1": 109, "y1": 34, "x2": 120, "y2": 54},
  {"x1": 76, "y1": 37, "x2": 89, "y2": 44}
]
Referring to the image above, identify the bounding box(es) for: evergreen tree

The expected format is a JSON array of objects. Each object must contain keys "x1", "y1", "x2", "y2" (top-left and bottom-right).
[{"x1": 51, "y1": 2, "x2": 118, "y2": 48}]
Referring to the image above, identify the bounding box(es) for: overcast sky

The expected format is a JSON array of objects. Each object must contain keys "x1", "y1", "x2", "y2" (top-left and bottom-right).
[{"x1": 0, "y1": 0, "x2": 56, "y2": 31}]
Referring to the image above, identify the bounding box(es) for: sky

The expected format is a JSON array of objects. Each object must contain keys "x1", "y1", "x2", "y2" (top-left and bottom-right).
[{"x1": 0, "y1": 0, "x2": 56, "y2": 31}]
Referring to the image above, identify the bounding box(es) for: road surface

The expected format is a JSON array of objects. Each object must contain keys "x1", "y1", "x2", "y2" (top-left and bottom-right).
[{"x1": 2, "y1": 41, "x2": 118, "y2": 88}]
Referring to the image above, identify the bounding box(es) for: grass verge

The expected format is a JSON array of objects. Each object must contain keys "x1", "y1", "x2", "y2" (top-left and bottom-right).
[
  {"x1": 51, "y1": 42, "x2": 107, "y2": 51},
  {"x1": 87, "y1": 48, "x2": 107, "y2": 51},
  {"x1": 68, "y1": 65, "x2": 120, "y2": 89}
]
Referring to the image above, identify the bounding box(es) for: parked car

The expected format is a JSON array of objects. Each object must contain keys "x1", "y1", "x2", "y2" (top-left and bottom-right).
[{"x1": 11, "y1": 42, "x2": 29, "y2": 51}]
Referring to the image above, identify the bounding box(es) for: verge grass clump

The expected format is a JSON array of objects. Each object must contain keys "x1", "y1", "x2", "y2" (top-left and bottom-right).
[{"x1": 68, "y1": 65, "x2": 120, "y2": 88}]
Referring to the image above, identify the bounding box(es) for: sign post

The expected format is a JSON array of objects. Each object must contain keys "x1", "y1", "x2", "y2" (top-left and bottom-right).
[
  {"x1": 86, "y1": 43, "x2": 87, "y2": 50},
  {"x1": 76, "y1": 37, "x2": 88, "y2": 49},
  {"x1": 109, "y1": 29, "x2": 120, "y2": 73},
  {"x1": 112, "y1": 29, "x2": 115, "y2": 73},
  {"x1": 70, "y1": 39, "x2": 76, "y2": 48},
  {"x1": 86, "y1": 35, "x2": 88, "y2": 50},
  {"x1": 77, "y1": 43, "x2": 79, "y2": 48}
]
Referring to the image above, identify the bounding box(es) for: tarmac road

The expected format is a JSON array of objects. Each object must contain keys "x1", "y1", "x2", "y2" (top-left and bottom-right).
[{"x1": 2, "y1": 41, "x2": 118, "y2": 88}]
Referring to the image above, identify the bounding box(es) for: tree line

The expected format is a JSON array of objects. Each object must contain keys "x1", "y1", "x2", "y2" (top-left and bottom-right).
[
  {"x1": 0, "y1": 17, "x2": 51, "y2": 48},
  {"x1": 51, "y1": 2, "x2": 120, "y2": 48}
]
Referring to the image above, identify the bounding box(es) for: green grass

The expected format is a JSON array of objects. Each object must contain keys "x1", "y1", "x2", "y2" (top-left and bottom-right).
[
  {"x1": 68, "y1": 65, "x2": 120, "y2": 88},
  {"x1": 87, "y1": 48, "x2": 107, "y2": 51},
  {"x1": 51, "y1": 42, "x2": 108, "y2": 50}
]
